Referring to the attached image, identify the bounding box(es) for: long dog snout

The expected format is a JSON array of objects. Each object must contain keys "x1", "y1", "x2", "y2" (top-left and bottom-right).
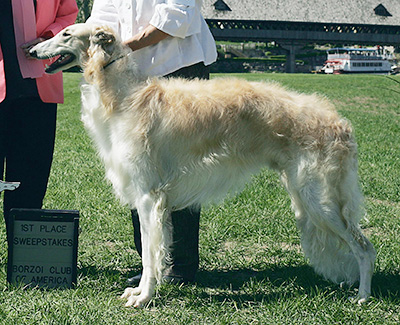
[{"x1": 29, "y1": 41, "x2": 50, "y2": 60}]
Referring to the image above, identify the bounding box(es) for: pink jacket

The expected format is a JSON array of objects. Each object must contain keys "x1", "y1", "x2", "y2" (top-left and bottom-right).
[{"x1": 0, "y1": 0, "x2": 78, "y2": 103}]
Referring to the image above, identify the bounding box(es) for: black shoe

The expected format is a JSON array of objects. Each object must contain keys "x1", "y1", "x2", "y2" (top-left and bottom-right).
[
  {"x1": 126, "y1": 273, "x2": 142, "y2": 285},
  {"x1": 162, "y1": 275, "x2": 187, "y2": 285}
]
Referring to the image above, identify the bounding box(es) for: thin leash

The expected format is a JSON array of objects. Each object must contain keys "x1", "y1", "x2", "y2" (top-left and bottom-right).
[{"x1": 103, "y1": 54, "x2": 127, "y2": 70}]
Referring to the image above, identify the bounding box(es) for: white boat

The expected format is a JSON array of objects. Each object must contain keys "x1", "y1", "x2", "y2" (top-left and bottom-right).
[{"x1": 322, "y1": 47, "x2": 393, "y2": 74}]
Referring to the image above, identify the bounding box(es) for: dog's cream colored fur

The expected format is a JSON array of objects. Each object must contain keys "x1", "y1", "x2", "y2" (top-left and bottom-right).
[{"x1": 31, "y1": 24, "x2": 376, "y2": 307}]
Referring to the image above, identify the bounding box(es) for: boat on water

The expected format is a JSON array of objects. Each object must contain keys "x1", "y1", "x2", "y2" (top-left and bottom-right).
[{"x1": 321, "y1": 47, "x2": 394, "y2": 74}]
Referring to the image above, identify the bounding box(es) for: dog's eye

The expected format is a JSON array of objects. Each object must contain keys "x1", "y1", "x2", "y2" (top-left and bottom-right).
[{"x1": 63, "y1": 32, "x2": 71, "y2": 37}]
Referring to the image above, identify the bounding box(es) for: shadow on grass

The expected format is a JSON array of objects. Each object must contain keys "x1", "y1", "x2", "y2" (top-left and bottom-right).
[
  {"x1": 76, "y1": 263, "x2": 400, "y2": 306},
  {"x1": 190, "y1": 265, "x2": 336, "y2": 305},
  {"x1": 193, "y1": 266, "x2": 400, "y2": 304},
  {"x1": 195, "y1": 265, "x2": 322, "y2": 290},
  {"x1": 371, "y1": 271, "x2": 400, "y2": 300}
]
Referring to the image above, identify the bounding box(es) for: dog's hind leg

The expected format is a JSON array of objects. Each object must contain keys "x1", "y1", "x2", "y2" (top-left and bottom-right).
[
  {"x1": 336, "y1": 159, "x2": 376, "y2": 303},
  {"x1": 282, "y1": 157, "x2": 375, "y2": 303},
  {"x1": 343, "y1": 224, "x2": 375, "y2": 304},
  {"x1": 323, "y1": 159, "x2": 375, "y2": 304},
  {"x1": 121, "y1": 190, "x2": 169, "y2": 308}
]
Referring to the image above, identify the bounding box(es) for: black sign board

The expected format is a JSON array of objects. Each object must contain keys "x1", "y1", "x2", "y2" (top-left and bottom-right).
[{"x1": 7, "y1": 209, "x2": 79, "y2": 289}]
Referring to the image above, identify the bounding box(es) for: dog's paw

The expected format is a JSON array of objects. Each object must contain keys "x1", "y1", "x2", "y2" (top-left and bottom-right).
[
  {"x1": 120, "y1": 287, "x2": 141, "y2": 300},
  {"x1": 125, "y1": 294, "x2": 151, "y2": 308},
  {"x1": 357, "y1": 297, "x2": 369, "y2": 305},
  {"x1": 121, "y1": 287, "x2": 151, "y2": 308},
  {"x1": 348, "y1": 294, "x2": 370, "y2": 305}
]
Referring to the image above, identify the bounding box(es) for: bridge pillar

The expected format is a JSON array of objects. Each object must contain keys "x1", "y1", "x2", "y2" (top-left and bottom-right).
[{"x1": 279, "y1": 42, "x2": 303, "y2": 73}]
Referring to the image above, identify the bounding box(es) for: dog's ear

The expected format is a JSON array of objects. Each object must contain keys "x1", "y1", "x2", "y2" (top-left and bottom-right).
[{"x1": 90, "y1": 29, "x2": 116, "y2": 55}]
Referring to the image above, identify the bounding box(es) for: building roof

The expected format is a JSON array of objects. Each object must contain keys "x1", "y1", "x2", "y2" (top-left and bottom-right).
[{"x1": 202, "y1": 0, "x2": 400, "y2": 26}]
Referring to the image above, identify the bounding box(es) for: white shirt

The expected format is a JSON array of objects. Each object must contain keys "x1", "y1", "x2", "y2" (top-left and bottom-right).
[{"x1": 87, "y1": 0, "x2": 217, "y2": 77}]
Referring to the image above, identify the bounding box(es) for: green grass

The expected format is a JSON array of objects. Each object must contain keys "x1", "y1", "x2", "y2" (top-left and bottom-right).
[{"x1": 1, "y1": 72, "x2": 400, "y2": 324}]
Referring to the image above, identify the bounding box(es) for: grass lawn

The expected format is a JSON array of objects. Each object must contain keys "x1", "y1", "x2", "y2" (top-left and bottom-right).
[{"x1": 1, "y1": 72, "x2": 399, "y2": 324}]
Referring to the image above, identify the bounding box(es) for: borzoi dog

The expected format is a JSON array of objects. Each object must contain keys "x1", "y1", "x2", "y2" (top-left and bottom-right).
[{"x1": 30, "y1": 23, "x2": 376, "y2": 307}]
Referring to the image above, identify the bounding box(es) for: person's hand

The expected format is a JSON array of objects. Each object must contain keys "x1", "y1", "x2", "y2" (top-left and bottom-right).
[
  {"x1": 123, "y1": 25, "x2": 169, "y2": 52},
  {"x1": 0, "y1": 180, "x2": 20, "y2": 192},
  {"x1": 21, "y1": 37, "x2": 46, "y2": 59}
]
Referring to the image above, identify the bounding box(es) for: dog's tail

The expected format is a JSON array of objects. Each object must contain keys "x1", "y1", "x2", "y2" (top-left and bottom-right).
[{"x1": 282, "y1": 120, "x2": 375, "y2": 285}]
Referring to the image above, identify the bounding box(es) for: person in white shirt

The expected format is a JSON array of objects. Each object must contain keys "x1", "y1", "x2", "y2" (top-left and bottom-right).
[
  {"x1": 88, "y1": 0, "x2": 216, "y2": 77},
  {"x1": 88, "y1": 0, "x2": 217, "y2": 284}
]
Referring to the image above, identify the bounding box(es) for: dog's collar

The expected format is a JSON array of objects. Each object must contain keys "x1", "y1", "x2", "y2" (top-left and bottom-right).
[{"x1": 103, "y1": 55, "x2": 126, "y2": 70}]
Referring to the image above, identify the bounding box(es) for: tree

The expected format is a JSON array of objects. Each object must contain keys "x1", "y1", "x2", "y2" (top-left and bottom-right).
[{"x1": 76, "y1": 0, "x2": 93, "y2": 23}]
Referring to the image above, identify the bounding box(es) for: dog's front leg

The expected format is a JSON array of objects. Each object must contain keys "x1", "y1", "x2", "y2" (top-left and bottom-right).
[
  {"x1": 122, "y1": 264, "x2": 157, "y2": 308},
  {"x1": 121, "y1": 191, "x2": 169, "y2": 308}
]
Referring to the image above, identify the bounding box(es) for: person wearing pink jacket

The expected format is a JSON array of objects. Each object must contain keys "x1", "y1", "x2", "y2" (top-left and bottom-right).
[{"x1": 0, "y1": 0, "x2": 78, "y2": 241}]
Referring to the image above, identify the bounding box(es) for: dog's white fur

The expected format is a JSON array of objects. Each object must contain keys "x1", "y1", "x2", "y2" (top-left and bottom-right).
[{"x1": 31, "y1": 24, "x2": 376, "y2": 307}]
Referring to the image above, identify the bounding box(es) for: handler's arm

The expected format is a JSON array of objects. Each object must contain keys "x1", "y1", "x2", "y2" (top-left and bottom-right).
[
  {"x1": 122, "y1": 25, "x2": 169, "y2": 52},
  {"x1": 123, "y1": 0, "x2": 201, "y2": 52}
]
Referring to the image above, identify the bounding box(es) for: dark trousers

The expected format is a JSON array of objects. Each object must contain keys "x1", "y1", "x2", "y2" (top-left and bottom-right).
[
  {"x1": 131, "y1": 207, "x2": 200, "y2": 282},
  {"x1": 0, "y1": 97, "x2": 57, "y2": 238},
  {"x1": 131, "y1": 62, "x2": 210, "y2": 282},
  {"x1": 165, "y1": 62, "x2": 210, "y2": 80}
]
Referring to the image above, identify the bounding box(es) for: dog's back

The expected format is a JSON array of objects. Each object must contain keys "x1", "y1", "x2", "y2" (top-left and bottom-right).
[{"x1": 102, "y1": 77, "x2": 354, "y2": 210}]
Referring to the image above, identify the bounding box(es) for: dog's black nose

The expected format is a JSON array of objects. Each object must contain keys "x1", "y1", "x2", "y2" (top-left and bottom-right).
[{"x1": 29, "y1": 49, "x2": 37, "y2": 58}]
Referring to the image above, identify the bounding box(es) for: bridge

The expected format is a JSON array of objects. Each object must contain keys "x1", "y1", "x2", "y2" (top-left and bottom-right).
[{"x1": 202, "y1": 0, "x2": 400, "y2": 72}]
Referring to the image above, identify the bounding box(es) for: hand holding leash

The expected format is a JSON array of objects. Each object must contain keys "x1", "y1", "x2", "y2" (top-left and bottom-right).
[{"x1": 0, "y1": 180, "x2": 20, "y2": 192}]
